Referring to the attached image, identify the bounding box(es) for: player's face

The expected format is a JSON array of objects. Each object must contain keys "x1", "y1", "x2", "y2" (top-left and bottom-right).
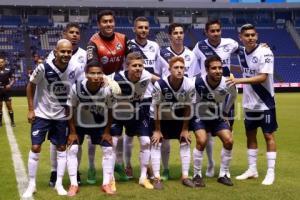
[
  {"x1": 0, "y1": 58, "x2": 5, "y2": 69},
  {"x1": 207, "y1": 61, "x2": 223, "y2": 82},
  {"x1": 206, "y1": 23, "x2": 221, "y2": 43},
  {"x1": 98, "y1": 15, "x2": 115, "y2": 37},
  {"x1": 134, "y1": 21, "x2": 150, "y2": 40},
  {"x1": 170, "y1": 27, "x2": 184, "y2": 46},
  {"x1": 169, "y1": 61, "x2": 185, "y2": 79},
  {"x1": 86, "y1": 66, "x2": 104, "y2": 84},
  {"x1": 64, "y1": 27, "x2": 80, "y2": 46},
  {"x1": 54, "y1": 43, "x2": 73, "y2": 66},
  {"x1": 127, "y1": 59, "x2": 144, "y2": 80},
  {"x1": 240, "y1": 29, "x2": 258, "y2": 49}
]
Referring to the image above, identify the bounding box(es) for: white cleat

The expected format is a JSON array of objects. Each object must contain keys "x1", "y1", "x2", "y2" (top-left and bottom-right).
[
  {"x1": 55, "y1": 184, "x2": 67, "y2": 196},
  {"x1": 236, "y1": 169, "x2": 259, "y2": 180},
  {"x1": 22, "y1": 184, "x2": 36, "y2": 198},
  {"x1": 262, "y1": 169, "x2": 275, "y2": 185},
  {"x1": 205, "y1": 164, "x2": 215, "y2": 177}
]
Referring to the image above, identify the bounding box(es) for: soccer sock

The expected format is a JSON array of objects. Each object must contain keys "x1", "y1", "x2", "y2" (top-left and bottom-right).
[
  {"x1": 77, "y1": 145, "x2": 82, "y2": 169},
  {"x1": 266, "y1": 152, "x2": 277, "y2": 171},
  {"x1": 116, "y1": 136, "x2": 124, "y2": 165},
  {"x1": 87, "y1": 136, "x2": 96, "y2": 169},
  {"x1": 180, "y1": 142, "x2": 191, "y2": 178},
  {"x1": 151, "y1": 143, "x2": 162, "y2": 178},
  {"x1": 206, "y1": 133, "x2": 215, "y2": 167},
  {"x1": 161, "y1": 139, "x2": 170, "y2": 170},
  {"x1": 67, "y1": 145, "x2": 78, "y2": 186},
  {"x1": 219, "y1": 147, "x2": 232, "y2": 177},
  {"x1": 50, "y1": 143, "x2": 57, "y2": 172},
  {"x1": 193, "y1": 148, "x2": 204, "y2": 177},
  {"x1": 248, "y1": 149, "x2": 258, "y2": 171},
  {"x1": 8, "y1": 111, "x2": 14, "y2": 123},
  {"x1": 28, "y1": 150, "x2": 40, "y2": 185},
  {"x1": 139, "y1": 136, "x2": 151, "y2": 179},
  {"x1": 124, "y1": 135, "x2": 134, "y2": 167},
  {"x1": 56, "y1": 150, "x2": 67, "y2": 186},
  {"x1": 102, "y1": 146, "x2": 115, "y2": 185}
]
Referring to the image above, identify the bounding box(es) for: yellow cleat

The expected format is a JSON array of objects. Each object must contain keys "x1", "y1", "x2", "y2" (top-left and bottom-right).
[{"x1": 139, "y1": 178, "x2": 154, "y2": 189}]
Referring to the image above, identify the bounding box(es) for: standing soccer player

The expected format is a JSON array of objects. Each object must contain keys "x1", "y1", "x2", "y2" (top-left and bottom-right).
[
  {"x1": 191, "y1": 55, "x2": 236, "y2": 187},
  {"x1": 226, "y1": 24, "x2": 277, "y2": 185},
  {"x1": 0, "y1": 55, "x2": 15, "y2": 127},
  {"x1": 22, "y1": 39, "x2": 80, "y2": 198},
  {"x1": 151, "y1": 56, "x2": 195, "y2": 188}
]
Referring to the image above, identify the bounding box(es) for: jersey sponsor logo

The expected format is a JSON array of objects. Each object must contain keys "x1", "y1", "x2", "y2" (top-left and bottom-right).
[
  {"x1": 265, "y1": 58, "x2": 272, "y2": 63},
  {"x1": 116, "y1": 43, "x2": 123, "y2": 50},
  {"x1": 101, "y1": 56, "x2": 109, "y2": 65},
  {"x1": 144, "y1": 59, "x2": 155, "y2": 66},
  {"x1": 32, "y1": 130, "x2": 40, "y2": 136},
  {"x1": 163, "y1": 52, "x2": 171, "y2": 57},
  {"x1": 69, "y1": 71, "x2": 75, "y2": 79},
  {"x1": 243, "y1": 68, "x2": 256, "y2": 75},
  {"x1": 251, "y1": 56, "x2": 258, "y2": 63},
  {"x1": 78, "y1": 56, "x2": 85, "y2": 63}
]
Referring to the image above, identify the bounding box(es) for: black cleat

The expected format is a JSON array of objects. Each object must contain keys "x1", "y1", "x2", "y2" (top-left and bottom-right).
[
  {"x1": 11, "y1": 122, "x2": 16, "y2": 127},
  {"x1": 49, "y1": 171, "x2": 57, "y2": 187},
  {"x1": 152, "y1": 178, "x2": 163, "y2": 190},
  {"x1": 193, "y1": 175, "x2": 206, "y2": 187},
  {"x1": 77, "y1": 171, "x2": 81, "y2": 185},
  {"x1": 217, "y1": 175, "x2": 233, "y2": 186},
  {"x1": 182, "y1": 178, "x2": 195, "y2": 188}
]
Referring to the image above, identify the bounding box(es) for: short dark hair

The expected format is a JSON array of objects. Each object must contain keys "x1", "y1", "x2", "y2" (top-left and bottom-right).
[
  {"x1": 64, "y1": 22, "x2": 80, "y2": 33},
  {"x1": 240, "y1": 23, "x2": 256, "y2": 34},
  {"x1": 0, "y1": 55, "x2": 6, "y2": 61},
  {"x1": 205, "y1": 55, "x2": 222, "y2": 69},
  {"x1": 97, "y1": 10, "x2": 115, "y2": 22},
  {"x1": 168, "y1": 23, "x2": 184, "y2": 35},
  {"x1": 205, "y1": 19, "x2": 221, "y2": 31},
  {"x1": 134, "y1": 16, "x2": 149, "y2": 27},
  {"x1": 85, "y1": 62, "x2": 102, "y2": 73}
]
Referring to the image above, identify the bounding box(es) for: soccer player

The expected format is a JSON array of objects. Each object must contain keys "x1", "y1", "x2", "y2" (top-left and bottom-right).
[
  {"x1": 66, "y1": 64, "x2": 116, "y2": 195},
  {"x1": 150, "y1": 56, "x2": 195, "y2": 188},
  {"x1": 87, "y1": 10, "x2": 129, "y2": 180},
  {"x1": 124, "y1": 16, "x2": 160, "y2": 178},
  {"x1": 192, "y1": 19, "x2": 239, "y2": 177},
  {"x1": 0, "y1": 55, "x2": 15, "y2": 127},
  {"x1": 191, "y1": 55, "x2": 237, "y2": 187},
  {"x1": 156, "y1": 23, "x2": 198, "y2": 180},
  {"x1": 22, "y1": 39, "x2": 80, "y2": 198},
  {"x1": 226, "y1": 24, "x2": 277, "y2": 185},
  {"x1": 111, "y1": 52, "x2": 159, "y2": 189}
]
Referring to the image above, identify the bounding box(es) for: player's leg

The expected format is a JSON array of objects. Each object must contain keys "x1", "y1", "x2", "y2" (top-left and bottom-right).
[
  {"x1": 138, "y1": 135, "x2": 153, "y2": 189},
  {"x1": 0, "y1": 99, "x2": 3, "y2": 126},
  {"x1": 205, "y1": 132, "x2": 215, "y2": 177},
  {"x1": 161, "y1": 139, "x2": 170, "y2": 181},
  {"x1": 193, "y1": 129, "x2": 207, "y2": 187},
  {"x1": 5, "y1": 98, "x2": 15, "y2": 127},
  {"x1": 49, "y1": 143, "x2": 57, "y2": 187},
  {"x1": 124, "y1": 134, "x2": 134, "y2": 178},
  {"x1": 87, "y1": 135, "x2": 97, "y2": 184}
]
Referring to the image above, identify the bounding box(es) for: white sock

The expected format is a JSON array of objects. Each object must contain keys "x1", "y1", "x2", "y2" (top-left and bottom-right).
[
  {"x1": 219, "y1": 148, "x2": 232, "y2": 177},
  {"x1": 28, "y1": 150, "x2": 40, "y2": 185},
  {"x1": 193, "y1": 148, "x2": 203, "y2": 177},
  {"x1": 248, "y1": 149, "x2": 258, "y2": 171},
  {"x1": 87, "y1": 136, "x2": 96, "y2": 169},
  {"x1": 206, "y1": 133, "x2": 214, "y2": 167},
  {"x1": 151, "y1": 143, "x2": 161, "y2": 178},
  {"x1": 50, "y1": 143, "x2": 57, "y2": 172},
  {"x1": 180, "y1": 142, "x2": 191, "y2": 178},
  {"x1": 161, "y1": 139, "x2": 170, "y2": 170},
  {"x1": 56, "y1": 150, "x2": 67, "y2": 186},
  {"x1": 124, "y1": 135, "x2": 134, "y2": 167},
  {"x1": 77, "y1": 145, "x2": 82, "y2": 169},
  {"x1": 102, "y1": 146, "x2": 115, "y2": 185},
  {"x1": 266, "y1": 152, "x2": 276, "y2": 171},
  {"x1": 139, "y1": 136, "x2": 151, "y2": 179},
  {"x1": 67, "y1": 145, "x2": 78, "y2": 186},
  {"x1": 116, "y1": 136, "x2": 124, "y2": 165}
]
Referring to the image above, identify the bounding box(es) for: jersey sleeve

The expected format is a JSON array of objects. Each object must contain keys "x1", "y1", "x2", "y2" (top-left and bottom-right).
[
  {"x1": 152, "y1": 81, "x2": 163, "y2": 105},
  {"x1": 186, "y1": 80, "x2": 196, "y2": 104},
  {"x1": 223, "y1": 83, "x2": 237, "y2": 114},
  {"x1": 86, "y1": 40, "x2": 100, "y2": 66},
  {"x1": 29, "y1": 64, "x2": 45, "y2": 84},
  {"x1": 258, "y1": 48, "x2": 274, "y2": 74},
  {"x1": 187, "y1": 51, "x2": 201, "y2": 77},
  {"x1": 192, "y1": 43, "x2": 206, "y2": 75},
  {"x1": 66, "y1": 84, "x2": 78, "y2": 107},
  {"x1": 154, "y1": 53, "x2": 164, "y2": 76},
  {"x1": 230, "y1": 39, "x2": 239, "y2": 55}
]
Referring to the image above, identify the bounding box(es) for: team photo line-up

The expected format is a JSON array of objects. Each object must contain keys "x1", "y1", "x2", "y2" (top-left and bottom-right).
[{"x1": 0, "y1": 9, "x2": 277, "y2": 198}]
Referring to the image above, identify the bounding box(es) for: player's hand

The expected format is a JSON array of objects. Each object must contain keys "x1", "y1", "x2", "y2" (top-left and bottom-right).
[
  {"x1": 180, "y1": 130, "x2": 191, "y2": 145},
  {"x1": 225, "y1": 77, "x2": 238, "y2": 87},
  {"x1": 151, "y1": 130, "x2": 163, "y2": 146},
  {"x1": 101, "y1": 133, "x2": 113, "y2": 145},
  {"x1": 67, "y1": 133, "x2": 79, "y2": 147},
  {"x1": 5, "y1": 84, "x2": 11, "y2": 91},
  {"x1": 27, "y1": 110, "x2": 35, "y2": 123}
]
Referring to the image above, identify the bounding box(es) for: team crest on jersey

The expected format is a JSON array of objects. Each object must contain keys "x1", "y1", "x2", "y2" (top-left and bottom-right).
[
  {"x1": 140, "y1": 80, "x2": 148, "y2": 88},
  {"x1": 101, "y1": 56, "x2": 109, "y2": 65},
  {"x1": 69, "y1": 71, "x2": 75, "y2": 79},
  {"x1": 78, "y1": 56, "x2": 85, "y2": 64},
  {"x1": 223, "y1": 45, "x2": 230, "y2": 52},
  {"x1": 116, "y1": 43, "x2": 123, "y2": 50},
  {"x1": 251, "y1": 57, "x2": 258, "y2": 63},
  {"x1": 218, "y1": 90, "x2": 227, "y2": 96},
  {"x1": 149, "y1": 45, "x2": 155, "y2": 53},
  {"x1": 185, "y1": 54, "x2": 191, "y2": 62}
]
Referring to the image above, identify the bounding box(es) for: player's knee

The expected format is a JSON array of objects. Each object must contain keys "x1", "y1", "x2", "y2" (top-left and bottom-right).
[
  {"x1": 56, "y1": 145, "x2": 66, "y2": 152},
  {"x1": 139, "y1": 136, "x2": 150, "y2": 150},
  {"x1": 68, "y1": 145, "x2": 78, "y2": 156},
  {"x1": 31, "y1": 145, "x2": 41, "y2": 153},
  {"x1": 102, "y1": 146, "x2": 114, "y2": 159},
  {"x1": 223, "y1": 136, "x2": 233, "y2": 149}
]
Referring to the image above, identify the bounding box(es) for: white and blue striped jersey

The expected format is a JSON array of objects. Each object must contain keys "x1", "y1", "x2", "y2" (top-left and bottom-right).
[
  {"x1": 157, "y1": 46, "x2": 198, "y2": 78},
  {"x1": 237, "y1": 45, "x2": 275, "y2": 111},
  {"x1": 193, "y1": 38, "x2": 239, "y2": 77}
]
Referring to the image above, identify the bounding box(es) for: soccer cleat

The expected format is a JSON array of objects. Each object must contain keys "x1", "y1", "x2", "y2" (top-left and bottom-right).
[
  {"x1": 236, "y1": 169, "x2": 258, "y2": 180},
  {"x1": 77, "y1": 171, "x2": 81, "y2": 185},
  {"x1": 49, "y1": 171, "x2": 57, "y2": 187},
  {"x1": 87, "y1": 168, "x2": 96, "y2": 184},
  {"x1": 161, "y1": 169, "x2": 170, "y2": 181},
  {"x1": 11, "y1": 122, "x2": 16, "y2": 127},
  {"x1": 152, "y1": 177, "x2": 163, "y2": 190},
  {"x1": 205, "y1": 163, "x2": 215, "y2": 178},
  {"x1": 114, "y1": 164, "x2": 129, "y2": 181},
  {"x1": 67, "y1": 185, "x2": 79, "y2": 197},
  {"x1": 0, "y1": 122, "x2": 2, "y2": 127},
  {"x1": 125, "y1": 166, "x2": 133, "y2": 179},
  {"x1": 182, "y1": 178, "x2": 195, "y2": 188},
  {"x1": 262, "y1": 169, "x2": 275, "y2": 185},
  {"x1": 110, "y1": 179, "x2": 117, "y2": 192},
  {"x1": 139, "y1": 178, "x2": 154, "y2": 189},
  {"x1": 55, "y1": 184, "x2": 68, "y2": 196},
  {"x1": 193, "y1": 174, "x2": 206, "y2": 187},
  {"x1": 101, "y1": 184, "x2": 116, "y2": 195},
  {"x1": 22, "y1": 184, "x2": 36, "y2": 198},
  {"x1": 217, "y1": 175, "x2": 234, "y2": 186}
]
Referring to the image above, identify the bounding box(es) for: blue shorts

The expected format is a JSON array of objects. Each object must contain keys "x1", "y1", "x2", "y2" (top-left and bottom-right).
[
  {"x1": 31, "y1": 117, "x2": 68, "y2": 146},
  {"x1": 190, "y1": 117, "x2": 230, "y2": 136},
  {"x1": 150, "y1": 119, "x2": 187, "y2": 140},
  {"x1": 0, "y1": 89, "x2": 11, "y2": 101},
  {"x1": 75, "y1": 126, "x2": 111, "y2": 147},
  {"x1": 244, "y1": 109, "x2": 278, "y2": 133}
]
